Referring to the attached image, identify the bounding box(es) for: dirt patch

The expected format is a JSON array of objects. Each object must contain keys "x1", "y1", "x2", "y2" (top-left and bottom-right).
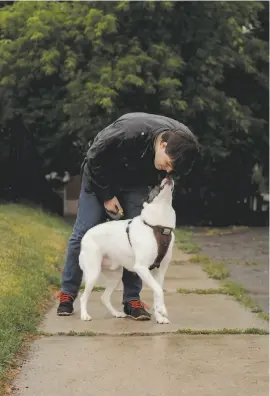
[{"x1": 191, "y1": 227, "x2": 269, "y2": 314}]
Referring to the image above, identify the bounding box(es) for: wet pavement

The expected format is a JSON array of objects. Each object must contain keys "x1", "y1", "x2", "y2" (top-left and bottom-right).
[
  {"x1": 13, "y1": 335, "x2": 268, "y2": 396},
  {"x1": 191, "y1": 227, "x2": 269, "y2": 313},
  {"x1": 12, "y1": 247, "x2": 269, "y2": 396}
]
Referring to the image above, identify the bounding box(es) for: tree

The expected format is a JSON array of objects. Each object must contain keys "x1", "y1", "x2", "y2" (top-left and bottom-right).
[{"x1": 0, "y1": 1, "x2": 268, "y2": 223}]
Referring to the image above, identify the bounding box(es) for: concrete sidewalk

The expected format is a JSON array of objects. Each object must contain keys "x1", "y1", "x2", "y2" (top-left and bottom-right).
[{"x1": 12, "y1": 249, "x2": 269, "y2": 396}]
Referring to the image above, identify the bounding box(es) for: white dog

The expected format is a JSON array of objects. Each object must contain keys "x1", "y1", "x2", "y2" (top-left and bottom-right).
[{"x1": 79, "y1": 176, "x2": 176, "y2": 324}]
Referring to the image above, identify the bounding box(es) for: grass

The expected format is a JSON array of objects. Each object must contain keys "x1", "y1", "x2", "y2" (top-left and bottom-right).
[
  {"x1": 177, "y1": 288, "x2": 225, "y2": 294},
  {"x1": 242, "y1": 261, "x2": 262, "y2": 267},
  {"x1": 80, "y1": 285, "x2": 105, "y2": 292},
  {"x1": 93, "y1": 286, "x2": 105, "y2": 291},
  {"x1": 174, "y1": 228, "x2": 201, "y2": 254},
  {"x1": 177, "y1": 285, "x2": 269, "y2": 322},
  {"x1": 203, "y1": 261, "x2": 230, "y2": 280},
  {"x1": 214, "y1": 258, "x2": 262, "y2": 267},
  {"x1": 186, "y1": 254, "x2": 269, "y2": 323},
  {"x1": 0, "y1": 203, "x2": 71, "y2": 391},
  {"x1": 39, "y1": 328, "x2": 268, "y2": 336},
  {"x1": 221, "y1": 280, "x2": 269, "y2": 317},
  {"x1": 189, "y1": 254, "x2": 230, "y2": 280},
  {"x1": 175, "y1": 230, "x2": 268, "y2": 322},
  {"x1": 204, "y1": 226, "x2": 248, "y2": 236},
  {"x1": 257, "y1": 313, "x2": 270, "y2": 321},
  {"x1": 176, "y1": 328, "x2": 268, "y2": 335}
]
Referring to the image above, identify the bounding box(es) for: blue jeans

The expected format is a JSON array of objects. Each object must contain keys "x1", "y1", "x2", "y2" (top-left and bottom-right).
[{"x1": 61, "y1": 174, "x2": 149, "y2": 304}]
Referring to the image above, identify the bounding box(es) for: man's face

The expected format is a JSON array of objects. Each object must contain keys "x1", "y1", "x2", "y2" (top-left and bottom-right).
[{"x1": 154, "y1": 141, "x2": 174, "y2": 173}]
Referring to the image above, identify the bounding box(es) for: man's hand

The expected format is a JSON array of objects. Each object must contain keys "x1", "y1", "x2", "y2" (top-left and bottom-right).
[{"x1": 104, "y1": 196, "x2": 123, "y2": 215}]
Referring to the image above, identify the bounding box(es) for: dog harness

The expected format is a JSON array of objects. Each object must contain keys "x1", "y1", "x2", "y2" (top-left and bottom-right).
[{"x1": 126, "y1": 220, "x2": 173, "y2": 270}]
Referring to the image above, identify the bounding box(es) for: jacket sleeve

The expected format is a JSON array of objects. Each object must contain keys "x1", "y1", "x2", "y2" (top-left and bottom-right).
[
  {"x1": 85, "y1": 115, "x2": 152, "y2": 201},
  {"x1": 85, "y1": 136, "x2": 116, "y2": 202},
  {"x1": 85, "y1": 119, "x2": 134, "y2": 202}
]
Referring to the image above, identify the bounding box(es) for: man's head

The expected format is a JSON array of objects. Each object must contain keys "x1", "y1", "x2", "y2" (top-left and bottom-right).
[{"x1": 154, "y1": 127, "x2": 200, "y2": 176}]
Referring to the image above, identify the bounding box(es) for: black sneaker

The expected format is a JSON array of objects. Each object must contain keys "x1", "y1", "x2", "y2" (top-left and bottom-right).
[
  {"x1": 57, "y1": 291, "x2": 75, "y2": 316},
  {"x1": 124, "y1": 300, "x2": 151, "y2": 321}
]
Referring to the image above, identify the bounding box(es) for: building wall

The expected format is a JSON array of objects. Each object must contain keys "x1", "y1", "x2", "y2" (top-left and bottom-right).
[
  {"x1": 64, "y1": 198, "x2": 79, "y2": 216},
  {"x1": 63, "y1": 175, "x2": 81, "y2": 216}
]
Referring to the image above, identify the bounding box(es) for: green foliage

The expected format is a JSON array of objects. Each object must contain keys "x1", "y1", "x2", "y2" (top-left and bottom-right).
[{"x1": 0, "y1": 1, "x2": 268, "y2": 223}]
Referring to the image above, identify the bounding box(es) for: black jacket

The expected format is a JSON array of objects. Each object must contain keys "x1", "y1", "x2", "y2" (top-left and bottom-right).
[{"x1": 83, "y1": 112, "x2": 188, "y2": 202}]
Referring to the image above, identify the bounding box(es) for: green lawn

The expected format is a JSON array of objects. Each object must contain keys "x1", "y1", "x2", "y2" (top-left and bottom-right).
[{"x1": 0, "y1": 204, "x2": 71, "y2": 391}]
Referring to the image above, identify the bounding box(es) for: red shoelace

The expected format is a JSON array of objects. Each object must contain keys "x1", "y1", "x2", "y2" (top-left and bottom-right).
[
  {"x1": 57, "y1": 291, "x2": 74, "y2": 303},
  {"x1": 129, "y1": 300, "x2": 150, "y2": 310}
]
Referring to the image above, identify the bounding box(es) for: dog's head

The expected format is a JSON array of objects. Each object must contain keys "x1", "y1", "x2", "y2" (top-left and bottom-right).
[
  {"x1": 144, "y1": 176, "x2": 174, "y2": 207},
  {"x1": 141, "y1": 175, "x2": 176, "y2": 228}
]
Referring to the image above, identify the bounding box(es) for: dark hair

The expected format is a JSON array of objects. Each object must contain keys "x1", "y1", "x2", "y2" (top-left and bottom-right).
[{"x1": 161, "y1": 126, "x2": 200, "y2": 176}]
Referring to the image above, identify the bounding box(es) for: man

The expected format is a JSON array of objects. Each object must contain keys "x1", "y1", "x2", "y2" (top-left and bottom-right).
[{"x1": 57, "y1": 112, "x2": 199, "y2": 320}]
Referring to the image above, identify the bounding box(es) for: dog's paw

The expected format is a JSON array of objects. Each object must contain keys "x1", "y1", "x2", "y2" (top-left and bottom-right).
[
  {"x1": 158, "y1": 306, "x2": 168, "y2": 318},
  {"x1": 81, "y1": 312, "x2": 92, "y2": 321},
  {"x1": 113, "y1": 311, "x2": 127, "y2": 318},
  {"x1": 155, "y1": 304, "x2": 168, "y2": 318},
  {"x1": 155, "y1": 312, "x2": 170, "y2": 324}
]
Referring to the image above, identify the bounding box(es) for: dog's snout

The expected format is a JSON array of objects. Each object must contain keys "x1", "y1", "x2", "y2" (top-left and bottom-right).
[{"x1": 165, "y1": 177, "x2": 173, "y2": 186}]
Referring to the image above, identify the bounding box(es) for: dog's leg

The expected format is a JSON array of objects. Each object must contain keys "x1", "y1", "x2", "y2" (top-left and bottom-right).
[
  {"x1": 152, "y1": 243, "x2": 174, "y2": 319},
  {"x1": 152, "y1": 265, "x2": 170, "y2": 319},
  {"x1": 133, "y1": 264, "x2": 169, "y2": 324},
  {"x1": 101, "y1": 270, "x2": 126, "y2": 318},
  {"x1": 79, "y1": 246, "x2": 101, "y2": 321}
]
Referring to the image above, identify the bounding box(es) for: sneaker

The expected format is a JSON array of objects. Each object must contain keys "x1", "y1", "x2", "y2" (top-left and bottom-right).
[
  {"x1": 57, "y1": 291, "x2": 75, "y2": 316},
  {"x1": 124, "y1": 300, "x2": 151, "y2": 321}
]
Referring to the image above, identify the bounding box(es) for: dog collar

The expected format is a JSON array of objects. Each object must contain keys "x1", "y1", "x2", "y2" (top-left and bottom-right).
[{"x1": 142, "y1": 221, "x2": 173, "y2": 236}]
